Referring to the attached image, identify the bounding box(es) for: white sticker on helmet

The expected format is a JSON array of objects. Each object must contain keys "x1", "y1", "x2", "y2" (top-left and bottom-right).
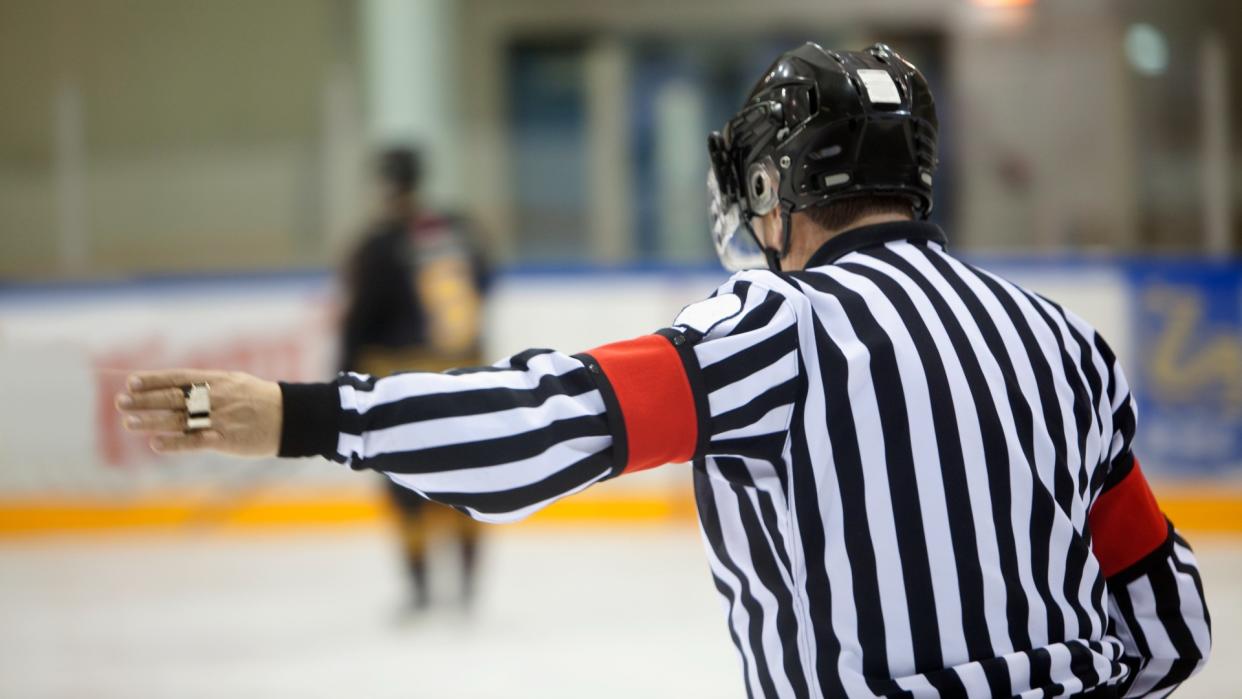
[
  {"x1": 857, "y1": 69, "x2": 901, "y2": 105},
  {"x1": 674, "y1": 293, "x2": 743, "y2": 335}
]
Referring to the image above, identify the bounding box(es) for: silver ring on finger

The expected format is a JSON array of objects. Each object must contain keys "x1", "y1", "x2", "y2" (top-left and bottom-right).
[{"x1": 183, "y1": 383, "x2": 212, "y2": 432}]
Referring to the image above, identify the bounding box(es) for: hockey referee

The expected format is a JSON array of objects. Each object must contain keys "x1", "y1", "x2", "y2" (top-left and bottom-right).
[{"x1": 117, "y1": 44, "x2": 1209, "y2": 698}]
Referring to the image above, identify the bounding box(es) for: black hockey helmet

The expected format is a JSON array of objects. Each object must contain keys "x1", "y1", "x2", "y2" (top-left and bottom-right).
[{"x1": 707, "y1": 42, "x2": 939, "y2": 270}]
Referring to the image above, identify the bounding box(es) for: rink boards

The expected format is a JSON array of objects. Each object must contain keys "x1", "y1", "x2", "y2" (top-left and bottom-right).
[{"x1": 0, "y1": 259, "x2": 1238, "y2": 533}]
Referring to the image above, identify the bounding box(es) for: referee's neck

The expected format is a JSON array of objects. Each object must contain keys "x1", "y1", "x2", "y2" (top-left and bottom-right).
[{"x1": 782, "y1": 212, "x2": 913, "y2": 271}]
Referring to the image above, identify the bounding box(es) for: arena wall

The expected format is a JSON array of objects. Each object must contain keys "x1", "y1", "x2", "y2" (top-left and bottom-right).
[{"x1": 1, "y1": 260, "x2": 1238, "y2": 534}]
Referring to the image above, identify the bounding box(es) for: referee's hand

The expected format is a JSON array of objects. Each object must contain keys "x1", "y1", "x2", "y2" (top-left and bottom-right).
[{"x1": 115, "y1": 370, "x2": 282, "y2": 457}]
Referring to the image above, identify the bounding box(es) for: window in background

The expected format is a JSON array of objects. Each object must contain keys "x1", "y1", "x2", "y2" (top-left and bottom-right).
[
  {"x1": 506, "y1": 41, "x2": 591, "y2": 261},
  {"x1": 1122, "y1": 0, "x2": 1240, "y2": 253},
  {"x1": 0, "y1": 0, "x2": 358, "y2": 278},
  {"x1": 627, "y1": 39, "x2": 799, "y2": 263},
  {"x1": 503, "y1": 34, "x2": 953, "y2": 265}
]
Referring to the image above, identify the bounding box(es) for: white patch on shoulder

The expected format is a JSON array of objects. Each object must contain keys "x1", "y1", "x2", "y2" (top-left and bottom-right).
[{"x1": 674, "y1": 293, "x2": 744, "y2": 335}]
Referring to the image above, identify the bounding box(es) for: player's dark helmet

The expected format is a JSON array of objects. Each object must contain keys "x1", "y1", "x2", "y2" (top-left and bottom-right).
[
  {"x1": 708, "y1": 42, "x2": 939, "y2": 271},
  {"x1": 378, "y1": 146, "x2": 423, "y2": 195}
]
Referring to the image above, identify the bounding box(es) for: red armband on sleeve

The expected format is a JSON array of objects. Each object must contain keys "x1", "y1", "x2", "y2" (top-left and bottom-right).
[
  {"x1": 1088, "y1": 457, "x2": 1170, "y2": 578},
  {"x1": 582, "y1": 335, "x2": 698, "y2": 475}
]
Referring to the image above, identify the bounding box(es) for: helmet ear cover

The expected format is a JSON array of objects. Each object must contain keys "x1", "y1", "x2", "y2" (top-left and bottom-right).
[
  {"x1": 746, "y1": 159, "x2": 794, "y2": 272},
  {"x1": 746, "y1": 158, "x2": 781, "y2": 216},
  {"x1": 709, "y1": 102, "x2": 798, "y2": 271}
]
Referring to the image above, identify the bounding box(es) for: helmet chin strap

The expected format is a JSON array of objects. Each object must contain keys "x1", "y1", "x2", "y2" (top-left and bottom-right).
[{"x1": 763, "y1": 247, "x2": 783, "y2": 272}]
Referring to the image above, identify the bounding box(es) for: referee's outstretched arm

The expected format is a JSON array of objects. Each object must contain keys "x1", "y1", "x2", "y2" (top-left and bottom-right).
[{"x1": 116, "y1": 276, "x2": 796, "y2": 524}]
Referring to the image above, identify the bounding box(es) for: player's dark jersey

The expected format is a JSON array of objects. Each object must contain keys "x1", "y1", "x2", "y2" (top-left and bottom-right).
[
  {"x1": 339, "y1": 213, "x2": 488, "y2": 374},
  {"x1": 285, "y1": 220, "x2": 1209, "y2": 698}
]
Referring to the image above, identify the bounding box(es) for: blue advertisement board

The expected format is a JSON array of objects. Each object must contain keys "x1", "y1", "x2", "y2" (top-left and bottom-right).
[{"x1": 1127, "y1": 260, "x2": 1242, "y2": 477}]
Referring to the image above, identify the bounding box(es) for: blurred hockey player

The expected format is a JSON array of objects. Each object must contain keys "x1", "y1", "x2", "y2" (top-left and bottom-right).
[{"x1": 340, "y1": 146, "x2": 489, "y2": 614}]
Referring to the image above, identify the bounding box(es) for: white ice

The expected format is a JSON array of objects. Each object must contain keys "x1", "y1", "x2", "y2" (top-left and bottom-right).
[{"x1": 0, "y1": 526, "x2": 1237, "y2": 698}]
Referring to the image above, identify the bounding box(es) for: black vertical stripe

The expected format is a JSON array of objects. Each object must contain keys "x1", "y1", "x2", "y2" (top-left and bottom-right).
[
  {"x1": 918, "y1": 250, "x2": 1064, "y2": 654},
  {"x1": 1110, "y1": 584, "x2": 1153, "y2": 660},
  {"x1": 1057, "y1": 315, "x2": 1110, "y2": 502},
  {"x1": 1028, "y1": 645, "x2": 1054, "y2": 696},
  {"x1": 802, "y1": 316, "x2": 907, "y2": 697},
  {"x1": 695, "y1": 469, "x2": 779, "y2": 699},
  {"x1": 786, "y1": 361, "x2": 849, "y2": 699},
  {"x1": 1171, "y1": 534, "x2": 1212, "y2": 636},
  {"x1": 793, "y1": 271, "x2": 946, "y2": 675},
  {"x1": 972, "y1": 272, "x2": 1076, "y2": 513},
  {"x1": 739, "y1": 462, "x2": 795, "y2": 581},
  {"x1": 840, "y1": 260, "x2": 1012, "y2": 697},
  {"x1": 971, "y1": 269, "x2": 1095, "y2": 650},
  {"x1": 1092, "y1": 334, "x2": 1121, "y2": 408},
  {"x1": 710, "y1": 569, "x2": 757, "y2": 699},
  {"x1": 717, "y1": 457, "x2": 812, "y2": 698},
  {"x1": 1021, "y1": 297, "x2": 1107, "y2": 640},
  {"x1": 1090, "y1": 572, "x2": 1109, "y2": 644},
  {"x1": 1146, "y1": 561, "x2": 1201, "y2": 659},
  {"x1": 1021, "y1": 293, "x2": 1096, "y2": 500},
  {"x1": 872, "y1": 246, "x2": 1035, "y2": 653},
  {"x1": 1065, "y1": 638, "x2": 1102, "y2": 692}
]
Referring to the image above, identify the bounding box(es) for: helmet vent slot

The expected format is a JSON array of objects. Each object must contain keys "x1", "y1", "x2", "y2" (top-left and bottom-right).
[
  {"x1": 808, "y1": 145, "x2": 842, "y2": 161},
  {"x1": 822, "y1": 173, "x2": 850, "y2": 188}
]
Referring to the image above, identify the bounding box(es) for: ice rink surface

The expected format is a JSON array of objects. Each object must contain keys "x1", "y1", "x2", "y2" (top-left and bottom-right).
[{"x1": 1, "y1": 525, "x2": 1237, "y2": 698}]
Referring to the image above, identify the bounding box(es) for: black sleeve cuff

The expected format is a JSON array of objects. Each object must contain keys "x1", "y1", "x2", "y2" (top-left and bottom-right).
[
  {"x1": 656, "y1": 328, "x2": 712, "y2": 462},
  {"x1": 1100, "y1": 448, "x2": 1136, "y2": 493},
  {"x1": 278, "y1": 382, "x2": 341, "y2": 459},
  {"x1": 571, "y1": 352, "x2": 628, "y2": 478}
]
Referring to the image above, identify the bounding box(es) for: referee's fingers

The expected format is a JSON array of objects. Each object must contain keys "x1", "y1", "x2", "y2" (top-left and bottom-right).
[
  {"x1": 127, "y1": 369, "x2": 225, "y2": 392},
  {"x1": 116, "y1": 388, "x2": 185, "y2": 411},
  {"x1": 122, "y1": 410, "x2": 186, "y2": 433},
  {"x1": 150, "y1": 430, "x2": 224, "y2": 453}
]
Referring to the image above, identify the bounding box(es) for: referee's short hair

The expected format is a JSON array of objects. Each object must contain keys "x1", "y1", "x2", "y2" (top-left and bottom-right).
[{"x1": 802, "y1": 195, "x2": 914, "y2": 232}]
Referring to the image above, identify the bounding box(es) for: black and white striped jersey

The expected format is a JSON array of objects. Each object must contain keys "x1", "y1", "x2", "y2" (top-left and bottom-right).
[{"x1": 280, "y1": 221, "x2": 1210, "y2": 698}]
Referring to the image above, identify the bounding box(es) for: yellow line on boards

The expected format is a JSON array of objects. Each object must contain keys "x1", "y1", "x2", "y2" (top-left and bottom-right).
[
  {"x1": 0, "y1": 486, "x2": 1237, "y2": 536},
  {"x1": 0, "y1": 490, "x2": 698, "y2": 536},
  {"x1": 1158, "y1": 489, "x2": 1242, "y2": 534}
]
